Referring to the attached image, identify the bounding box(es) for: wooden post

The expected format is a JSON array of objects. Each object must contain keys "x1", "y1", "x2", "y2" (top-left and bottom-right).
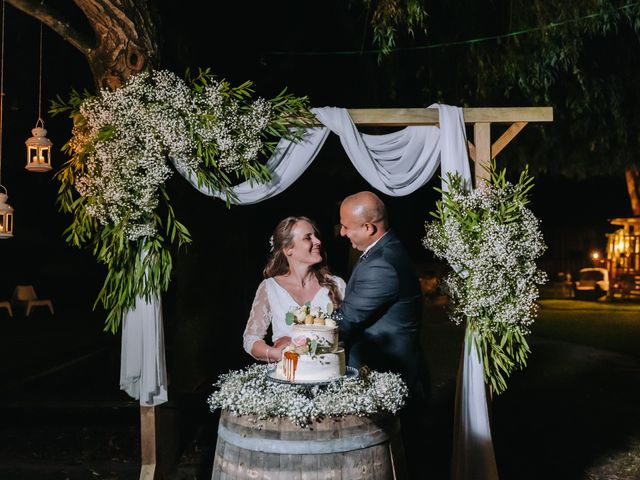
[
  {"x1": 140, "y1": 406, "x2": 157, "y2": 480},
  {"x1": 473, "y1": 122, "x2": 491, "y2": 186}
]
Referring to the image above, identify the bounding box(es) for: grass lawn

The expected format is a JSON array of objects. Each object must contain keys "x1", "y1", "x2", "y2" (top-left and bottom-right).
[
  {"x1": 535, "y1": 299, "x2": 640, "y2": 357},
  {"x1": 422, "y1": 299, "x2": 640, "y2": 480}
]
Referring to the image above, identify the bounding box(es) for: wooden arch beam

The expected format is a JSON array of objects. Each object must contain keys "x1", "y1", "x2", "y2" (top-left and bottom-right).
[{"x1": 346, "y1": 107, "x2": 552, "y2": 126}]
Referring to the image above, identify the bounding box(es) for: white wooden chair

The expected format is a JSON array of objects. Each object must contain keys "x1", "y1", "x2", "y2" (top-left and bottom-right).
[
  {"x1": 13, "y1": 285, "x2": 54, "y2": 316},
  {"x1": 0, "y1": 300, "x2": 12, "y2": 317}
]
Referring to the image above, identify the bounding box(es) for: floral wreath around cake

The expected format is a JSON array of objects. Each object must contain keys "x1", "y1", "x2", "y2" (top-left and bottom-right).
[{"x1": 208, "y1": 364, "x2": 408, "y2": 427}]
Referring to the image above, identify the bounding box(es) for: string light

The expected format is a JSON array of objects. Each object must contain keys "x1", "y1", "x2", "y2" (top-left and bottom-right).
[{"x1": 0, "y1": 0, "x2": 14, "y2": 238}]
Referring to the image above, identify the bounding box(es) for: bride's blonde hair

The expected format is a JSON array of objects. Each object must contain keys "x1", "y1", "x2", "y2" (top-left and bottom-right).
[{"x1": 263, "y1": 216, "x2": 342, "y2": 307}]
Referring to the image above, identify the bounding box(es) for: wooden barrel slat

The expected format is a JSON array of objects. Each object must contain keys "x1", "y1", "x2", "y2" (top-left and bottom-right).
[
  {"x1": 301, "y1": 447, "x2": 319, "y2": 480},
  {"x1": 216, "y1": 434, "x2": 230, "y2": 480},
  {"x1": 302, "y1": 421, "x2": 319, "y2": 480},
  {"x1": 212, "y1": 411, "x2": 406, "y2": 480},
  {"x1": 317, "y1": 419, "x2": 340, "y2": 479},
  {"x1": 263, "y1": 448, "x2": 280, "y2": 480},
  {"x1": 248, "y1": 449, "x2": 265, "y2": 480},
  {"x1": 218, "y1": 438, "x2": 240, "y2": 479}
]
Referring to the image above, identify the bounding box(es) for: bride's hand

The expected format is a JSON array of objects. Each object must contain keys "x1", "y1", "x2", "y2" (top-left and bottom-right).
[{"x1": 273, "y1": 336, "x2": 292, "y2": 349}]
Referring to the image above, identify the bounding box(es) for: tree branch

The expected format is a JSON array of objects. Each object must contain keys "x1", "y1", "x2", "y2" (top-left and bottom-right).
[{"x1": 4, "y1": 0, "x2": 95, "y2": 56}]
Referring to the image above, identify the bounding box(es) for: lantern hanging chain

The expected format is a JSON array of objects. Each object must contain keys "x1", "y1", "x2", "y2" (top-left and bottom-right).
[
  {"x1": 0, "y1": 0, "x2": 5, "y2": 188},
  {"x1": 37, "y1": 20, "x2": 42, "y2": 124}
]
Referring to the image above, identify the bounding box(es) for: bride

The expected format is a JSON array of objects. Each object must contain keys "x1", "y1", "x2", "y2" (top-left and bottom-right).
[{"x1": 243, "y1": 216, "x2": 346, "y2": 363}]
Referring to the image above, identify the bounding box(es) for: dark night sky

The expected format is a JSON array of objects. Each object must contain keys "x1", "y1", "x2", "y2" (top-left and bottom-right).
[{"x1": 0, "y1": 2, "x2": 633, "y2": 323}]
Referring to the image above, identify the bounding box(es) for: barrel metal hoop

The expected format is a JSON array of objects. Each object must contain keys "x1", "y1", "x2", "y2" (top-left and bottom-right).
[{"x1": 217, "y1": 421, "x2": 397, "y2": 454}]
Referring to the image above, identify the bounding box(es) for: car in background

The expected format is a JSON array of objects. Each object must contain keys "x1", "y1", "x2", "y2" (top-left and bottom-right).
[{"x1": 574, "y1": 267, "x2": 609, "y2": 299}]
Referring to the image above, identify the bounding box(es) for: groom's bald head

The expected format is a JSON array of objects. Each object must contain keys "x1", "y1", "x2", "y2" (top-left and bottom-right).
[{"x1": 341, "y1": 191, "x2": 388, "y2": 231}]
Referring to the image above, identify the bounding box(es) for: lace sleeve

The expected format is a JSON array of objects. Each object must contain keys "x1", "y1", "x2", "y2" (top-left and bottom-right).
[
  {"x1": 334, "y1": 275, "x2": 347, "y2": 299},
  {"x1": 243, "y1": 280, "x2": 271, "y2": 357}
]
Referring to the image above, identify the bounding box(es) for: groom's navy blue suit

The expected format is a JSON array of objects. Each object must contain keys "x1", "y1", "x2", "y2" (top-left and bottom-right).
[{"x1": 337, "y1": 230, "x2": 428, "y2": 399}]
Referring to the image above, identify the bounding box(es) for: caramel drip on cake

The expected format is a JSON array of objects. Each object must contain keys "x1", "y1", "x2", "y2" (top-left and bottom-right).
[{"x1": 283, "y1": 351, "x2": 299, "y2": 381}]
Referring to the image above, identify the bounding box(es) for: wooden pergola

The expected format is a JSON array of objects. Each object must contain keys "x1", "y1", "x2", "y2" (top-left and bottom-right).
[{"x1": 142, "y1": 105, "x2": 553, "y2": 479}]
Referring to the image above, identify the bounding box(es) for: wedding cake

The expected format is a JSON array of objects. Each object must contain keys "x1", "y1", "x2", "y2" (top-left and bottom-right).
[{"x1": 274, "y1": 323, "x2": 346, "y2": 383}]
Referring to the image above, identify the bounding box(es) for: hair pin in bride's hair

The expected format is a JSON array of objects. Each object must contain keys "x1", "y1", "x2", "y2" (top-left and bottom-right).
[{"x1": 269, "y1": 235, "x2": 274, "y2": 252}]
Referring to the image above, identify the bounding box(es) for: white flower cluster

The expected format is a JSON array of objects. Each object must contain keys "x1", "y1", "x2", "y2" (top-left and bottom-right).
[
  {"x1": 72, "y1": 70, "x2": 273, "y2": 240},
  {"x1": 193, "y1": 84, "x2": 272, "y2": 170},
  {"x1": 423, "y1": 183, "x2": 547, "y2": 336},
  {"x1": 207, "y1": 364, "x2": 408, "y2": 427}
]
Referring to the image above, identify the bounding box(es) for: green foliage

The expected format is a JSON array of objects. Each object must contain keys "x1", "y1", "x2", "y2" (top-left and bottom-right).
[
  {"x1": 351, "y1": 0, "x2": 427, "y2": 61},
  {"x1": 285, "y1": 312, "x2": 295, "y2": 326},
  {"x1": 470, "y1": 318, "x2": 532, "y2": 396},
  {"x1": 411, "y1": 0, "x2": 640, "y2": 178},
  {"x1": 344, "y1": 1, "x2": 637, "y2": 179},
  {"x1": 487, "y1": 1, "x2": 640, "y2": 177}
]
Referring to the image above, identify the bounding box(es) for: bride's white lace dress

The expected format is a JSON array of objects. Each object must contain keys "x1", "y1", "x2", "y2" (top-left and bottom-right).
[{"x1": 243, "y1": 276, "x2": 346, "y2": 358}]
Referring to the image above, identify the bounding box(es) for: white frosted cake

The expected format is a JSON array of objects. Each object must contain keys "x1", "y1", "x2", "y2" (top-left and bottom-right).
[{"x1": 274, "y1": 324, "x2": 346, "y2": 383}]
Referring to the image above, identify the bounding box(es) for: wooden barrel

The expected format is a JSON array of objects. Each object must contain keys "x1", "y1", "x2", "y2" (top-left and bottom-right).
[{"x1": 211, "y1": 410, "x2": 407, "y2": 479}]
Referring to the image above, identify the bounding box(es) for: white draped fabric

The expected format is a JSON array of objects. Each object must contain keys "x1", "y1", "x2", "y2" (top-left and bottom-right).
[
  {"x1": 121, "y1": 102, "x2": 497, "y2": 479},
  {"x1": 119, "y1": 293, "x2": 168, "y2": 406},
  {"x1": 171, "y1": 104, "x2": 471, "y2": 200},
  {"x1": 452, "y1": 328, "x2": 499, "y2": 480}
]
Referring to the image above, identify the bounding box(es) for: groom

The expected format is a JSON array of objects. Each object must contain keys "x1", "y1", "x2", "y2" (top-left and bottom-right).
[
  {"x1": 336, "y1": 191, "x2": 429, "y2": 403},
  {"x1": 336, "y1": 191, "x2": 430, "y2": 477}
]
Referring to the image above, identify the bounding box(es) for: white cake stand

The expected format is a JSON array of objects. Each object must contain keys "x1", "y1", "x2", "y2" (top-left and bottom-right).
[{"x1": 265, "y1": 366, "x2": 358, "y2": 386}]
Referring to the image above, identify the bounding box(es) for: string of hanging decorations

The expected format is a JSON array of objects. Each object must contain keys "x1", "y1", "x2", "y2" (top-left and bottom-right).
[{"x1": 0, "y1": 0, "x2": 14, "y2": 239}]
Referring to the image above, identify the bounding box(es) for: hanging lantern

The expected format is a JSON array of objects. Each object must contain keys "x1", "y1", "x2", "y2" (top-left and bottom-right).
[
  {"x1": 0, "y1": 186, "x2": 13, "y2": 239},
  {"x1": 25, "y1": 22, "x2": 52, "y2": 173},
  {"x1": 25, "y1": 119, "x2": 52, "y2": 172}
]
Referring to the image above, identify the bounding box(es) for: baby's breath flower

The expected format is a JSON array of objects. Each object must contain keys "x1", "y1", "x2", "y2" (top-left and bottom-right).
[
  {"x1": 70, "y1": 70, "x2": 274, "y2": 241},
  {"x1": 422, "y1": 167, "x2": 547, "y2": 394},
  {"x1": 207, "y1": 365, "x2": 408, "y2": 428}
]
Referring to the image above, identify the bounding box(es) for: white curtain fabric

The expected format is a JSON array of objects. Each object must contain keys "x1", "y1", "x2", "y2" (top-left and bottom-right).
[
  {"x1": 452, "y1": 328, "x2": 499, "y2": 480},
  {"x1": 171, "y1": 104, "x2": 471, "y2": 201},
  {"x1": 119, "y1": 293, "x2": 168, "y2": 406},
  {"x1": 123, "y1": 102, "x2": 496, "y2": 479}
]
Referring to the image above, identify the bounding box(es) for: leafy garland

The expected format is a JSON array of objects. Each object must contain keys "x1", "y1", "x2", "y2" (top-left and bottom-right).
[
  {"x1": 208, "y1": 364, "x2": 408, "y2": 428},
  {"x1": 422, "y1": 161, "x2": 547, "y2": 394},
  {"x1": 52, "y1": 68, "x2": 315, "y2": 333}
]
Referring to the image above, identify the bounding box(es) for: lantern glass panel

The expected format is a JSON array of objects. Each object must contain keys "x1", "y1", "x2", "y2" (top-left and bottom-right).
[{"x1": 0, "y1": 212, "x2": 12, "y2": 236}]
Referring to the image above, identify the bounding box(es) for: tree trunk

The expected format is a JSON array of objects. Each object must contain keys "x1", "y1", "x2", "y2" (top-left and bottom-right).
[
  {"x1": 78, "y1": 0, "x2": 159, "y2": 89},
  {"x1": 625, "y1": 165, "x2": 640, "y2": 216},
  {"x1": 5, "y1": 0, "x2": 159, "y2": 89}
]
